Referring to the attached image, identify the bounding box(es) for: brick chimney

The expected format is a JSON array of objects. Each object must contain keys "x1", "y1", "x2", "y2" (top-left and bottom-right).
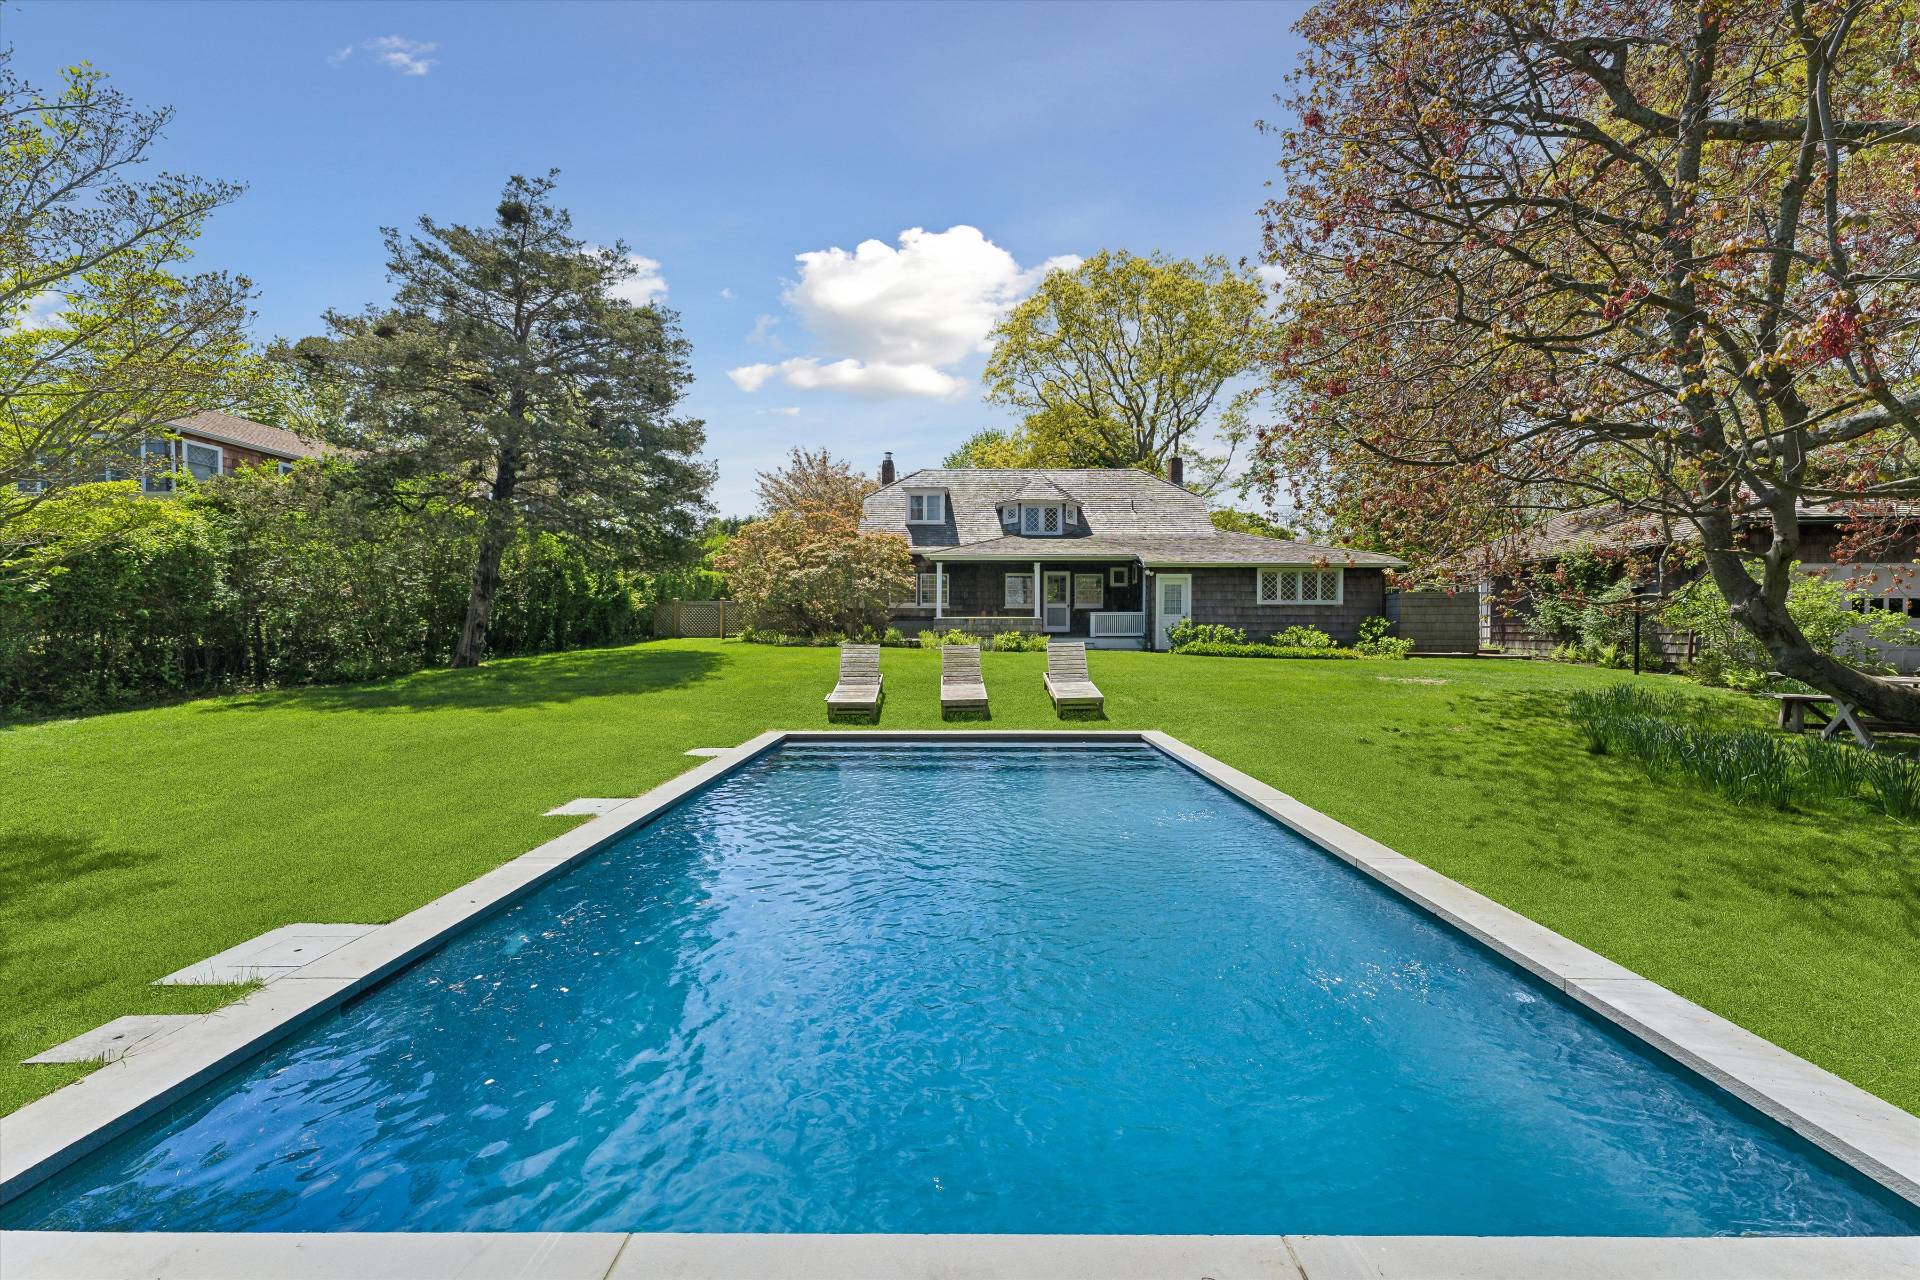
[
  {"x1": 880, "y1": 451, "x2": 896, "y2": 486},
  {"x1": 1168, "y1": 455, "x2": 1184, "y2": 487}
]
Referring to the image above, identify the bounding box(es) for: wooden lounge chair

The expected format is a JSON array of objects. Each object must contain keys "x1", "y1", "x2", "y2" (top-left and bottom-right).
[
  {"x1": 940, "y1": 644, "x2": 989, "y2": 717},
  {"x1": 1043, "y1": 641, "x2": 1104, "y2": 716},
  {"x1": 825, "y1": 644, "x2": 883, "y2": 721}
]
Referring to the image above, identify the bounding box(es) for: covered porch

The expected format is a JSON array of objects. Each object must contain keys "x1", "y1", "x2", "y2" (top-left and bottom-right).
[{"x1": 897, "y1": 556, "x2": 1149, "y2": 648}]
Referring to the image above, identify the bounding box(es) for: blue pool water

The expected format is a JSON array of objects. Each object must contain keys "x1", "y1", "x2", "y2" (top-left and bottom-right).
[{"x1": 5, "y1": 743, "x2": 1917, "y2": 1235}]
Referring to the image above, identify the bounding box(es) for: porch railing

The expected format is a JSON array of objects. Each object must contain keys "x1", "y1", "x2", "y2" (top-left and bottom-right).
[{"x1": 1089, "y1": 611, "x2": 1146, "y2": 638}]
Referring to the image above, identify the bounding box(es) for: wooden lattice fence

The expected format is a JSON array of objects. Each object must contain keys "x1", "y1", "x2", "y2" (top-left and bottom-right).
[{"x1": 654, "y1": 599, "x2": 739, "y2": 638}]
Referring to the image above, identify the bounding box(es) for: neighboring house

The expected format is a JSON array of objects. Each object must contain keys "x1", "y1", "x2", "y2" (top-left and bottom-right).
[
  {"x1": 131, "y1": 410, "x2": 328, "y2": 492},
  {"x1": 859, "y1": 454, "x2": 1404, "y2": 650},
  {"x1": 1456, "y1": 505, "x2": 1920, "y2": 673}
]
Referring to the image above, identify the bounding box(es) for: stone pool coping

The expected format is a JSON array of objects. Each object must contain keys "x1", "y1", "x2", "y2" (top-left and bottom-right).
[{"x1": 3, "y1": 729, "x2": 1917, "y2": 1278}]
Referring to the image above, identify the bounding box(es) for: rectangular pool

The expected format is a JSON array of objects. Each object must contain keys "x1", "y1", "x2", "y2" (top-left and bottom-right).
[{"x1": 4, "y1": 742, "x2": 1916, "y2": 1235}]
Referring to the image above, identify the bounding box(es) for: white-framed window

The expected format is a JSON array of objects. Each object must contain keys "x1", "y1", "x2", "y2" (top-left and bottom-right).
[
  {"x1": 1005, "y1": 572, "x2": 1034, "y2": 608},
  {"x1": 915, "y1": 572, "x2": 950, "y2": 607},
  {"x1": 1108, "y1": 565, "x2": 1128, "y2": 587},
  {"x1": 1257, "y1": 566, "x2": 1343, "y2": 606},
  {"x1": 277, "y1": 460, "x2": 295, "y2": 476},
  {"x1": 1073, "y1": 573, "x2": 1104, "y2": 608},
  {"x1": 1016, "y1": 503, "x2": 1070, "y2": 536},
  {"x1": 183, "y1": 441, "x2": 222, "y2": 482},
  {"x1": 1001, "y1": 505, "x2": 1019, "y2": 530},
  {"x1": 907, "y1": 491, "x2": 945, "y2": 524}
]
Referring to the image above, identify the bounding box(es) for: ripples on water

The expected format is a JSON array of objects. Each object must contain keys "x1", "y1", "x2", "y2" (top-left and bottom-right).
[{"x1": 6, "y1": 744, "x2": 1916, "y2": 1235}]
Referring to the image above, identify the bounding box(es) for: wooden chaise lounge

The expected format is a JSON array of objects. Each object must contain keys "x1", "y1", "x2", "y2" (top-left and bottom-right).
[
  {"x1": 940, "y1": 644, "x2": 989, "y2": 717},
  {"x1": 825, "y1": 644, "x2": 883, "y2": 721},
  {"x1": 1043, "y1": 641, "x2": 1104, "y2": 716}
]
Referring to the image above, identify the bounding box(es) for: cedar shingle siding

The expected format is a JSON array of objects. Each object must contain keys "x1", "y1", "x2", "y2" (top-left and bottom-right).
[{"x1": 1187, "y1": 567, "x2": 1386, "y2": 644}]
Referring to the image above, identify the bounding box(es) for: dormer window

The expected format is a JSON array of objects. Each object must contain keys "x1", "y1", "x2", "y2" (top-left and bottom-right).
[
  {"x1": 1011, "y1": 502, "x2": 1071, "y2": 535},
  {"x1": 906, "y1": 490, "x2": 945, "y2": 524}
]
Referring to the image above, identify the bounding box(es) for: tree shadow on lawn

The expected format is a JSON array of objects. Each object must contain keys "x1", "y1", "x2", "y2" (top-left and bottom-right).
[
  {"x1": 0, "y1": 828, "x2": 158, "y2": 909},
  {"x1": 1421, "y1": 687, "x2": 1920, "y2": 937},
  {"x1": 211, "y1": 643, "x2": 729, "y2": 716}
]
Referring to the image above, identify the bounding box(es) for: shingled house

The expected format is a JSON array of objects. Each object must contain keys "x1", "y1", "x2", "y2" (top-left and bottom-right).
[
  {"x1": 131, "y1": 410, "x2": 328, "y2": 491},
  {"x1": 860, "y1": 455, "x2": 1403, "y2": 650}
]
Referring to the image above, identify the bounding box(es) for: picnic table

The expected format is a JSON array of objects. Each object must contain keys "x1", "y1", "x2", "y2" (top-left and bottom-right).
[{"x1": 1771, "y1": 676, "x2": 1920, "y2": 749}]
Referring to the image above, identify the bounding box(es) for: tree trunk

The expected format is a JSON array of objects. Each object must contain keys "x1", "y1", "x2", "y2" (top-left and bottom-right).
[
  {"x1": 1704, "y1": 544, "x2": 1920, "y2": 723},
  {"x1": 452, "y1": 453, "x2": 518, "y2": 669},
  {"x1": 452, "y1": 532, "x2": 507, "y2": 668}
]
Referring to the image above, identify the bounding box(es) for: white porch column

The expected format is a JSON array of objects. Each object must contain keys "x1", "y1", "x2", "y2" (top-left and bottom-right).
[
  {"x1": 934, "y1": 562, "x2": 944, "y2": 621},
  {"x1": 1032, "y1": 560, "x2": 1041, "y2": 620}
]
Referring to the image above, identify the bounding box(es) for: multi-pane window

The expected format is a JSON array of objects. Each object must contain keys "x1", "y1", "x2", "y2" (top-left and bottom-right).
[
  {"x1": 907, "y1": 491, "x2": 944, "y2": 524},
  {"x1": 1015, "y1": 503, "x2": 1069, "y2": 535},
  {"x1": 184, "y1": 441, "x2": 222, "y2": 482},
  {"x1": 1257, "y1": 567, "x2": 1343, "y2": 606},
  {"x1": 1005, "y1": 573, "x2": 1034, "y2": 608},
  {"x1": 1072, "y1": 573, "x2": 1104, "y2": 608},
  {"x1": 1043, "y1": 506, "x2": 1060, "y2": 534},
  {"x1": 140, "y1": 439, "x2": 176, "y2": 493},
  {"x1": 915, "y1": 573, "x2": 949, "y2": 607}
]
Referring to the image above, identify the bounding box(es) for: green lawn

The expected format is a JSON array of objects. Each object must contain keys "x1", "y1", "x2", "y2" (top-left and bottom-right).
[{"x1": 3, "y1": 639, "x2": 1916, "y2": 1120}]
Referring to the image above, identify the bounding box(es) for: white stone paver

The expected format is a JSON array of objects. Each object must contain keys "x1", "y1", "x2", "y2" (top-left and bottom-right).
[
  {"x1": 154, "y1": 925, "x2": 377, "y2": 987},
  {"x1": 1286, "y1": 1235, "x2": 1920, "y2": 1279},
  {"x1": 685, "y1": 746, "x2": 731, "y2": 757},
  {"x1": 0, "y1": 1230, "x2": 628, "y2": 1280},
  {"x1": 543, "y1": 797, "x2": 628, "y2": 816},
  {"x1": 22, "y1": 1017, "x2": 198, "y2": 1066}
]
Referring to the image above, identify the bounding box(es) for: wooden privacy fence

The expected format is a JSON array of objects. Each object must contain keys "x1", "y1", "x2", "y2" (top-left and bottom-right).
[{"x1": 654, "y1": 599, "x2": 739, "y2": 639}]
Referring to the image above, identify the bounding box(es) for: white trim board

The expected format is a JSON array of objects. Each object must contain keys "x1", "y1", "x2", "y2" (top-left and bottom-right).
[{"x1": 2, "y1": 729, "x2": 1916, "y2": 1277}]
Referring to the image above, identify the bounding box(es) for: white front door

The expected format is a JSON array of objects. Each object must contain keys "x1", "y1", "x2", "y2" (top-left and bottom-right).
[
  {"x1": 1155, "y1": 573, "x2": 1192, "y2": 649},
  {"x1": 1042, "y1": 571, "x2": 1072, "y2": 632}
]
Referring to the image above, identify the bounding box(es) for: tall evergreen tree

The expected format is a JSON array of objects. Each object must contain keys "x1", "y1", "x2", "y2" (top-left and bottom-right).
[{"x1": 296, "y1": 172, "x2": 713, "y2": 666}]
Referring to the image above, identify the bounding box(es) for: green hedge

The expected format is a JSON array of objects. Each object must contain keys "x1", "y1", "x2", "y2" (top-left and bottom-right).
[
  {"x1": 1173, "y1": 641, "x2": 1364, "y2": 659},
  {"x1": 0, "y1": 464, "x2": 677, "y2": 716}
]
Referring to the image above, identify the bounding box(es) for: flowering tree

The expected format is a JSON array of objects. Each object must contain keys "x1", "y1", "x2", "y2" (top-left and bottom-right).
[
  {"x1": 715, "y1": 506, "x2": 912, "y2": 638},
  {"x1": 1257, "y1": 0, "x2": 1920, "y2": 718}
]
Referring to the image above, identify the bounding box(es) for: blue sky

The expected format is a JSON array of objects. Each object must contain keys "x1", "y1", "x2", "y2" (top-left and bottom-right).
[{"x1": 11, "y1": 0, "x2": 1307, "y2": 516}]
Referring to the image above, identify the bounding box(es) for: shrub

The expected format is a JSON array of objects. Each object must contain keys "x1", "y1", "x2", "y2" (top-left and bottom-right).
[
  {"x1": 1168, "y1": 618, "x2": 1246, "y2": 647},
  {"x1": 917, "y1": 627, "x2": 982, "y2": 649},
  {"x1": 715, "y1": 506, "x2": 913, "y2": 639},
  {"x1": 1174, "y1": 641, "x2": 1363, "y2": 659},
  {"x1": 1270, "y1": 624, "x2": 1335, "y2": 649},
  {"x1": 1663, "y1": 567, "x2": 1909, "y2": 688},
  {"x1": 1354, "y1": 615, "x2": 1414, "y2": 659},
  {"x1": 987, "y1": 630, "x2": 1048, "y2": 652},
  {"x1": 1865, "y1": 752, "x2": 1920, "y2": 820},
  {"x1": 880, "y1": 627, "x2": 909, "y2": 647}
]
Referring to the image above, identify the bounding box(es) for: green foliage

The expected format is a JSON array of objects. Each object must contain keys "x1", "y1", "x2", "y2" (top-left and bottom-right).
[
  {"x1": 1566, "y1": 682, "x2": 1914, "y2": 815},
  {"x1": 1, "y1": 58, "x2": 254, "y2": 537},
  {"x1": 1664, "y1": 569, "x2": 1909, "y2": 688},
  {"x1": 0, "y1": 461, "x2": 659, "y2": 715},
  {"x1": 980, "y1": 250, "x2": 1277, "y2": 493},
  {"x1": 717, "y1": 506, "x2": 912, "y2": 638},
  {"x1": 294, "y1": 172, "x2": 711, "y2": 665},
  {"x1": 986, "y1": 630, "x2": 1049, "y2": 652},
  {"x1": 1168, "y1": 618, "x2": 1247, "y2": 647},
  {"x1": 1270, "y1": 624, "x2": 1335, "y2": 649},
  {"x1": 1174, "y1": 641, "x2": 1363, "y2": 659},
  {"x1": 1209, "y1": 508, "x2": 1293, "y2": 539},
  {"x1": 1355, "y1": 615, "x2": 1415, "y2": 659},
  {"x1": 917, "y1": 628, "x2": 983, "y2": 649}
]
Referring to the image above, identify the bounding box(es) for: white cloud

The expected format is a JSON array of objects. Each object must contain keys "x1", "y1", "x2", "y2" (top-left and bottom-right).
[
  {"x1": 607, "y1": 254, "x2": 668, "y2": 306},
  {"x1": 755, "y1": 406, "x2": 801, "y2": 417},
  {"x1": 8, "y1": 291, "x2": 68, "y2": 331},
  {"x1": 727, "y1": 225, "x2": 1076, "y2": 400},
  {"x1": 331, "y1": 35, "x2": 438, "y2": 76},
  {"x1": 718, "y1": 287, "x2": 735, "y2": 300},
  {"x1": 747, "y1": 313, "x2": 783, "y2": 350}
]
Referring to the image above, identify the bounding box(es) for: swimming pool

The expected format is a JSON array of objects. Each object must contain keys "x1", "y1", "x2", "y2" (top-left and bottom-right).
[{"x1": 4, "y1": 740, "x2": 1916, "y2": 1236}]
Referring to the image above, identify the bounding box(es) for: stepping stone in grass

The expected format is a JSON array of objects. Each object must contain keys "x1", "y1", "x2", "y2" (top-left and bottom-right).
[
  {"x1": 154, "y1": 923, "x2": 378, "y2": 987},
  {"x1": 25, "y1": 1015, "x2": 199, "y2": 1065}
]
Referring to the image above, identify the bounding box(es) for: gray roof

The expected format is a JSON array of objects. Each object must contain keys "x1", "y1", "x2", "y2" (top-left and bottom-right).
[{"x1": 862, "y1": 468, "x2": 1403, "y2": 568}]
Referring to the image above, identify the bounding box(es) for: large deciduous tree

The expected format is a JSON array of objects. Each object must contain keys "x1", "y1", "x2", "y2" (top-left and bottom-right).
[
  {"x1": 972, "y1": 250, "x2": 1276, "y2": 493},
  {"x1": 1258, "y1": 0, "x2": 1920, "y2": 718},
  {"x1": 0, "y1": 59, "x2": 251, "y2": 552},
  {"x1": 295, "y1": 172, "x2": 713, "y2": 667}
]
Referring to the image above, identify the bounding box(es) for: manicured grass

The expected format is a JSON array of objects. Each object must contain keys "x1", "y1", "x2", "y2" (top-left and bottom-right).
[{"x1": 3, "y1": 640, "x2": 1916, "y2": 1120}]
